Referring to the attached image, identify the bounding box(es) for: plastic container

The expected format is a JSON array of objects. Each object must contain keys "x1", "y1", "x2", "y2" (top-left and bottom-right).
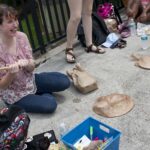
[
  {"x1": 141, "y1": 33, "x2": 149, "y2": 50},
  {"x1": 59, "y1": 122, "x2": 68, "y2": 137},
  {"x1": 128, "y1": 18, "x2": 136, "y2": 36},
  {"x1": 61, "y1": 117, "x2": 121, "y2": 150}
]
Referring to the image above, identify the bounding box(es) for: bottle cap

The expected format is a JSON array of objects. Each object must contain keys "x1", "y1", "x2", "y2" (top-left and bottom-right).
[{"x1": 141, "y1": 35, "x2": 148, "y2": 40}]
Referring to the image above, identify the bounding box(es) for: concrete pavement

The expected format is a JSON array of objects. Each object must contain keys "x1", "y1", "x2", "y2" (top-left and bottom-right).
[
  {"x1": 33, "y1": 35, "x2": 150, "y2": 150},
  {"x1": 1, "y1": 36, "x2": 150, "y2": 150}
]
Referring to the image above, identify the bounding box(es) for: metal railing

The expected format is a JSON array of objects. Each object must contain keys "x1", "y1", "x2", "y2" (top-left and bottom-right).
[{"x1": 0, "y1": 0, "x2": 124, "y2": 54}]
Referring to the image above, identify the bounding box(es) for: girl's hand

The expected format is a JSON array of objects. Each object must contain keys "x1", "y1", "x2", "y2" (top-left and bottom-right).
[
  {"x1": 17, "y1": 59, "x2": 29, "y2": 68},
  {"x1": 17, "y1": 59, "x2": 35, "y2": 72},
  {"x1": 24, "y1": 59, "x2": 35, "y2": 72},
  {"x1": 8, "y1": 62, "x2": 20, "y2": 73}
]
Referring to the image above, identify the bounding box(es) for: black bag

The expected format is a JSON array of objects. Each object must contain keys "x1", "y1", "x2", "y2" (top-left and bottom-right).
[
  {"x1": 0, "y1": 105, "x2": 30, "y2": 150},
  {"x1": 77, "y1": 12, "x2": 110, "y2": 47},
  {"x1": 25, "y1": 130, "x2": 58, "y2": 150}
]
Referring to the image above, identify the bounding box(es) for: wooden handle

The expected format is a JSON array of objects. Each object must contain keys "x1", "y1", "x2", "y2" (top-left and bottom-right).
[{"x1": 0, "y1": 66, "x2": 10, "y2": 71}]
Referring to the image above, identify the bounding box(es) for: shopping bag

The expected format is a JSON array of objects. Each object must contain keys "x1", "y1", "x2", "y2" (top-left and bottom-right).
[
  {"x1": 67, "y1": 63, "x2": 98, "y2": 93},
  {"x1": 131, "y1": 53, "x2": 150, "y2": 69}
]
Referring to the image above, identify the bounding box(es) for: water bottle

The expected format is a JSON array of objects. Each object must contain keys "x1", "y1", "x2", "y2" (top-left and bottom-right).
[
  {"x1": 141, "y1": 33, "x2": 149, "y2": 50},
  {"x1": 59, "y1": 122, "x2": 67, "y2": 137},
  {"x1": 129, "y1": 18, "x2": 136, "y2": 36}
]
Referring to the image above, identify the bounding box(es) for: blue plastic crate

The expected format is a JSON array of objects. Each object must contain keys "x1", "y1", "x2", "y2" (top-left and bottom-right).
[{"x1": 61, "y1": 117, "x2": 121, "y2": 150}]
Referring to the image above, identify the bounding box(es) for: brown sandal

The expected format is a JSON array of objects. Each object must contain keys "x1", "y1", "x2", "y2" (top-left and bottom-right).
[
  {"x1": 85, "y1": 44, "x2": 105, "y2": 54},
  {"x1": 65, "y1": 48, "x2": 76, "y2": 63}
]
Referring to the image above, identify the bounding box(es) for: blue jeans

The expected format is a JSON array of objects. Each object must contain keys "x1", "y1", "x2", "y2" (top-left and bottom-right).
[{"x1": 14, "y1": 72, "x2": 70, "y2": 113}]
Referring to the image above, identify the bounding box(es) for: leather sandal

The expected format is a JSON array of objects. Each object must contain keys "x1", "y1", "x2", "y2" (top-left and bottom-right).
[
  {"x1": 85, "y1": 44, "x2": 105, "y2": 54},
  {"x1": 117, "y1": 39, "x2": 127, "y2": 49},
  {"x1": 65, "y1": 48, "x2": 76, "y2": 63}
]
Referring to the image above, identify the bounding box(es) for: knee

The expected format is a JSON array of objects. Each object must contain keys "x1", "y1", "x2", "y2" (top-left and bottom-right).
[
  {"x1": 82, "y1": 10, "x2": 92, "y2": 17},
  {"x1": 60, "y1": 74, "x2": 71, "y2": 90},
  {"x1": 70, "y1": 14, "x2": 81, "y2": 24},
  {"x1": 49, "y1": 101, "x2": 57, "y2": 113},
  {"x1": 43, "y1": 100, "x2": 57, "y2": 113}
]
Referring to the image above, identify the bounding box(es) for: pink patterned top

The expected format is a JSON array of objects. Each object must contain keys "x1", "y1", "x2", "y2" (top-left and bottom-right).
[{"x1": 0, "y1": 31, "x2": 36, "y2": 104}]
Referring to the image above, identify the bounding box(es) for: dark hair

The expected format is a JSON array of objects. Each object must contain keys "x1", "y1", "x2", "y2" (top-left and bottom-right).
[{"x1": 0, "y1": 4, "x2": 18, "y2": 25}]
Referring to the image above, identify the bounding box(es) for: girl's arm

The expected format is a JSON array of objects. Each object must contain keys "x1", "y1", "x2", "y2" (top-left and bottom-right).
[
  {"x1": 24, "y1": 59, "x2": 35, "y2": 72},
  {"x1": 0, "y1": 72, "x2": 16, "y2": 89},
  {"x1": 0, "y1": 63, "x2": 19, "y2": 89},
  {"x1": 17, "y1": 59, "x2": 35, "y2": 72},
  {"x1": 16, "y1": 32, "x2": 35, "y2": 73}
]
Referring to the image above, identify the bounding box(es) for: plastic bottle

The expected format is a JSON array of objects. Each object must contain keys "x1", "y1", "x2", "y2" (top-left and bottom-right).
[
  {"x1": 59, "y1": 122, "x2": 67, "y2": 137},
  {"x1": 128, "y1": 18, "x2": 136, "y2": 36},
  {"x1": 141, "y1": 32, "x2": 149, "y2": 50}
]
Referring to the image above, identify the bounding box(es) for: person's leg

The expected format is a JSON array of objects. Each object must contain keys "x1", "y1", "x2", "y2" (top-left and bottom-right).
[
  {"x1": 82, "y1": 0, "x2": 93, "y2": 47},
  {"x1": 14, "y1": 94, "x2": 57, "y2": 113},
  {"x1": 66, "y1": 0, "x2": 82, "y2": 63},
  {"x1": 35, "y1": 72, "x2": 70, "y2": 94},
  {"x1": 82, "y1": 0, "x2": 105, "y2": 54}
]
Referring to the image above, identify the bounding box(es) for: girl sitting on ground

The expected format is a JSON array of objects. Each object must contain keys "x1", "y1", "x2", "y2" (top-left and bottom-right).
[{"x1": 0, "y1": 4, "x2": 70, "y2": 113}]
